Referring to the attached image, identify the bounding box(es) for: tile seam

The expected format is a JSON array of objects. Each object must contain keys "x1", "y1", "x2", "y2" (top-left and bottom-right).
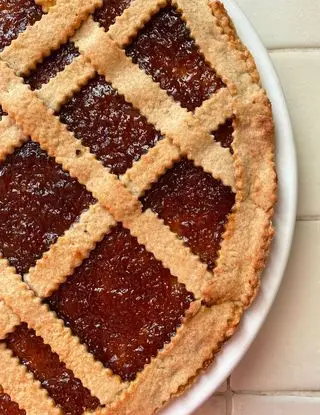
[
  {"x1": 268, "y1": 47, "x2": 320, "y2": 53},
  {"x1": 296, "y1": 217, "x2": 320, "y2": 222}
]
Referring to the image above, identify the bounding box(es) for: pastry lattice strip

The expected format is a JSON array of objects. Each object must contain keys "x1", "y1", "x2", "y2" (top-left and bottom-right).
[
  {"x1": 0, "y1": 0, "x2": 276, "y2": 412},
  {"x1": 0, "y1": 257, "x2": 126, "y2": 405},
  {"x1": 0, "y1": 256, "x2": 241, "y2": 413},
  {"x1": 0, "y1": 61, "x2": 214, "y2": 298},
  {"x1": 0, "y1": 59, "x2": 236, "y2": 412},
  {"x1": 0, "y1": 0, "x2": 239, "y2": 300}
]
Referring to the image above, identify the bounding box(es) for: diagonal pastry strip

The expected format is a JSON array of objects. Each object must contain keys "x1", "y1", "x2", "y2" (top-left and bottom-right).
[
  {"x1": 0, "y1": 258, "x2": 126, "y2": 404},
  {"x1": 0, "y1": 345, "x2": 61, "y2": 415},
  {"x1": 0, "y1": 0, "x2": 102, "y2": 76},
  {"x1": 38, "y1": 54, "x2": 96, "y2": 112},
  {"x1": 108, "y1": 0, "x2": 168, "y2": 46},
  {"x1": 120, "y1": 139, "x2": 181, "y2": 198},
  {"x1": 173, "y1": 0, "x2": 261, "y2": 97},
  {"x1": 92, "y1": 301, "x2": 243, "y2": 415},
  {"x1": 0, "y1": 301, "x2": 20, "y2": 340},
  {"x1": 192, "y1": 89, "x2": 234, "y2": 134},
  {"x1": 0, "y1": 1, "x2": 277, "y2": 412},
  {"x1": 25, "y1": 204, "x2": 116, "y2": 298},
  {"x1": 74, "y1": 18, "x2": 236, "y2": 190},
  {"x1": 206, "y1": 199, "x2": 274, "y2": 306},
  {"x1": 0, "y1": 60, "x2": 212, "y2": 299},
  {"x1": 35, "y1": 0, "x2": 57, "y2": 13},
  {"x1": 0, "y1": 116, "x2": 28, "y2": 161}
]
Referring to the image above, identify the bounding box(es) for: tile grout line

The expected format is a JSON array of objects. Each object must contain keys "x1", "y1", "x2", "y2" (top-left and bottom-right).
[
  {"x1": 226, "y1": 378, "x2": 233, "y2": 415},
  {"x1": 268, "y1": 47, "x2": 320, "y2": 53},
  {"x1": 297, "y1": 216, "x2": 320, "y2": 222},
  {"x1": 230, "y1": 391, "x2": 320, "y2": 397},
  {"x1": 224, "y1": 7, "x2": 320, "y2": 414}
]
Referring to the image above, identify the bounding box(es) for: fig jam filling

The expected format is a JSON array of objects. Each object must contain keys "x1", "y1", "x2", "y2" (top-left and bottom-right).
[
  {"x1": 126, "y1": 6, "x2": 224, "y2": 111},
  {"x1": 0, "y1": 141, "x2": 94, "y2": 275},
  {"x1": 212, "y1": 118, "x2": 234, "y2": 153},
  {"x1": 59, "y1": 75, "x2": 163, "y2": 175},
  {"x1": 0, "y1": 105, "x2": 5, "y2": 118},
  {"x1": 93, "y1": 0, "x2": 132, "y2": 31},
  {"x1": 0, "y1": 0, "x2": 43, "y2": 52},
  {"x1": 4, "y1": 323, "x2": 100, "y2": 415},
  {"x1": 0, "y1": 392, "x2": 26, "y2": 415},
  {"x1": 47, "y1": 224, "x2": 194, "y2": 382},
  {"x1": 141, "y1": 159, "x2": 235, "y2": 270},
  {"x1": 25, "y1": 42, "x2": 80, "y2": 90}
]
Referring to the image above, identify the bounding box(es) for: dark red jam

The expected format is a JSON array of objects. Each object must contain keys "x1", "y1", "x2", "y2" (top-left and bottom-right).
[
  {"x1": 47, "y1": 224, "x2": 194, "y2": 382},
  {"x1": 25, "y1": 42, "x2": 80, "y2": 90},
  {"x1": 141, "y1": 159, "x2": 235, "y2": 270},
  {"x1": 0, "y1": 0, "x2": 43, "y2": 52},
  {"x1": 0, "y1": 105, "x2": 5, "y2": 118},
  {"x1": 59, "y1": 75, "x2": 163, "y2": 175},
  {"x1": 93, "y1": 0, "x2": 132, "y2": 32},
  {"x1": 0, "y1": 141, "x2": 94, "y2": 275},
  {"x1": 0, "y1": 393, "x2": 26, "y2": 415},
  {"x1": 212, "y1": 118, "x2": 234, "y2": 153},
  {"x1": 126, "y1": 6, "x2": 224, "y2": 111},
  {"x1": 4, "y1": 323, "x2": 100, "y2": 415}
]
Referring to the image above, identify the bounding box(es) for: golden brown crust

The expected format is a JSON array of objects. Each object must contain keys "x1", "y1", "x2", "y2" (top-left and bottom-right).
[
  {"x1": 205, "y1": 200, "x2": 274, "y2": 306},
  {"x1": 94, "y1": 302, "x2": 243, "y2": 415},
  {"x1": 0, "y1": 0, "x2": 102, "y2": 76},
  {"x1": 128, "y1": 210, "x2": 211, "y2": 298},
  {"x1": 0, "y1": 59, "x2": 215, "y2": 306},
  {"x1": 108, "y1": 0, "x2": 167, "y2": 46},
  {"x1": 34, "y1": 0, "x2": 56, "y2": 13},
  {"x1": 233, "y1": 93, "x2": 277, "y2": 212},
  {"x1": 37, "y1": 54, "x2": 96, "y2": 111},
  {"x1": 0, "y1": 345, "x2": 61, "y2": 415},
  {"x1": 0, "y1": 116, "x2": 27, "y2": 161},
  {"x1": 120, "y1": 138, "x2": 181, "y2": 197},
  {"x1": 173, "y1": 0, "x2": 261, "y2": 98},
  {"x1": 209, "y1": 1, "x2": 261, "y2": 85},
  {"x1": 0, "y1": 258, "x2": 126, "y2": 405},
  {"x1": 193, "y1": 87, "x2": 234, "y2": 133},
  {"x1": 25, "y1": 203, "x2": 116, "y2": 298},
  {"x1": 0, "y1": 0, "x2": 276, "y2": 413},
  {"x1": 0, "y1": 301, "x2": 20, "y2": 340},
  {"x1": 74, "y1": 18, "x2": 236, "y2": 190}
]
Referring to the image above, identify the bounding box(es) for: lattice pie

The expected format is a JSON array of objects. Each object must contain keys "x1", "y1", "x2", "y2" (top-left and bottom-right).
[{"x1": 0, "y1": 0, "x2": 276, "y2": 414}]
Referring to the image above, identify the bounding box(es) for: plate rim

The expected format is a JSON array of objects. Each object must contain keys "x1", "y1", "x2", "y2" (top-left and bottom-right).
[{"x1": 162, "y1": 0, "x2": 298, "y2": 413}]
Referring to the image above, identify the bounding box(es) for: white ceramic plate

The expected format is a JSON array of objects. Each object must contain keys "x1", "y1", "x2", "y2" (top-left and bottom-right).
[{"x1": 162, "y1": 1, "x2": 298, "y2": 414}]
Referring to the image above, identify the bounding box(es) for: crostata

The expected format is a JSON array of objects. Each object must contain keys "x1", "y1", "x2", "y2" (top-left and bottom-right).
[{"x1": 0, "y1": 0, "x2": 276, "y2": 414}]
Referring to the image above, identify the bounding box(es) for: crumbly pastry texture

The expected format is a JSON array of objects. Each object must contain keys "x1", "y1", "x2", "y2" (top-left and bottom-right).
[{"x1": 0, "y1": 0, "x2": 276, "y2": 413}]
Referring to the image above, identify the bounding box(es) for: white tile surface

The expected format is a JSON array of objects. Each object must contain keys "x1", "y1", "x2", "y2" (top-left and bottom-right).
[
  {"x1": 235, "y1": 0, "x2": 320, "y2": 49},
  {"x1": 193, "y1": 395, "x2": 226, "y2": 415},
  {"x1": 231, "y1": 221, "x2": 320, "y2": 391},
  {"x1": 194, "y1": 2, "x2": 319, "y2": 413},
  {"x1": 270, "y1": 51, "x2": 320, "y2": 218},
  {"x1": 232, "y1": 395, "x2": 320, "y2": 415}
]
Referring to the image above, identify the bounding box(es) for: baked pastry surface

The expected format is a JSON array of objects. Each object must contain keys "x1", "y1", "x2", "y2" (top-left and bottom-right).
[{"x1": 0, "y1": 0, "x2": 276, "y2": 413}]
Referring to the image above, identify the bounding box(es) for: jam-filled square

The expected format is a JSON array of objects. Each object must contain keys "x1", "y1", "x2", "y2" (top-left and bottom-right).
[
  {"x1": 93, "y1": 0, "x2": 133, "y2": 32},
  {"x1": 3, "y1": 323, "x2": 100, "y2": 414},
  {"x1": 126, "y1": 6, "x2": 224, "y2": 112},
  {"x1": 0, "y1": 0, "x2": 44, "y2": 52},
  {"x1": 0, "y1": 140, "x2": 95, "y2": 275},
  {"x1": 46, "y1": 224, "x2": 194, "y2": 382},
  {"x1": 0, "y1": 391, "x2": 25, "y2": 415},
  {"x1": 212, "y1": 118, "x2": 234, "y2": 154},
  {"x1": 25, "y1": 41, "x2": 80, "y2": 90},
  {"x1": 59, "y1": 74, "x2": 163, "y2": 176},
  {"x1": 0, "y1": 105, "x2": 6, "y2": 119},
  {"x1": 140, "y1": 159, "x2": 235, "y2": 270}
]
